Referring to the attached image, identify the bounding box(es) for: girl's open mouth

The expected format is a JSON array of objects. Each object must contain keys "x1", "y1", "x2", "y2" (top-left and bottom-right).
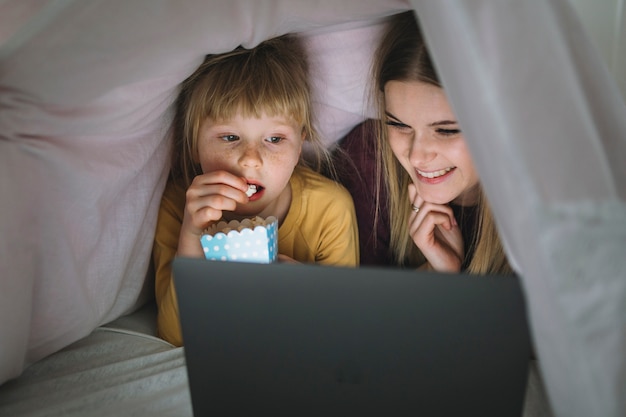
[{"x1": 246, "y1": 183, "x2": 264, "y2": 201}]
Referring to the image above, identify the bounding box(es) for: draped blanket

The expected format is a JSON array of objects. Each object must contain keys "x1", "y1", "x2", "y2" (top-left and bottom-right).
[{"x1": 1, "y1": 1, "x2": 625, "y2": 416}]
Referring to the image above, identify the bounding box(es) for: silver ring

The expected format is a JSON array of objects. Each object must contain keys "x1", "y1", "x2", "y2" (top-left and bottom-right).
[{"x1": 411, "y1": 204, "x2": 420, "y2": 213}]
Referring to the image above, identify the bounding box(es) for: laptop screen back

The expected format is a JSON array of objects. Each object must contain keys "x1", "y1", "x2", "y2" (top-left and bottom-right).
[{"x1": 173, "y1": 258, "x2": 531, "y2": 417}]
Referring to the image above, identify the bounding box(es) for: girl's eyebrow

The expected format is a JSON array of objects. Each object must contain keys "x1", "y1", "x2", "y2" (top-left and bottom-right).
[
  {"x1": 385, "y1": 111, "x2": 457, "y2": 128},
  {"x1": 385, "y1": 111, "x2": 411, "y2": 127},
  {"x1": 385, "y1": 111, "x2": 402, "y2": 122},
  {"x1": 429, "y1": 120, "x2": 458, "y2": 127}
]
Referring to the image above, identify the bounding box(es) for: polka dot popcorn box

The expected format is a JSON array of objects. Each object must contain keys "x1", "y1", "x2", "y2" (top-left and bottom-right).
[{"x1": 200, "y1": 216, "x2": 278, "y2": 263}]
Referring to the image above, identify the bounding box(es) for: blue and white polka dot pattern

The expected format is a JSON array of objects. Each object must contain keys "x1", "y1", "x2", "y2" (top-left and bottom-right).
[{"x1": 201, "y1": 219, "x2": 278, "y2": 264}]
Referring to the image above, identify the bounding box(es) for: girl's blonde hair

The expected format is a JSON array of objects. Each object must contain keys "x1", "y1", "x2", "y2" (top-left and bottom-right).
[
  {"x1": 170, "y1": 35, "x2": 332, "y2": 188},
  {"x1": 373, "y1": 11, "x2": 512, "y2": 275}
]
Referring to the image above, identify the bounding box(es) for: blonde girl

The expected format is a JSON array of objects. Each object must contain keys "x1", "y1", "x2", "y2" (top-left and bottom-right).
[
  {"x1": 153, "y1": 35, "x2": 359, "y2": 346},
  {"x1": 373, "y1": 11, "x2": 511, "y2": 275}
]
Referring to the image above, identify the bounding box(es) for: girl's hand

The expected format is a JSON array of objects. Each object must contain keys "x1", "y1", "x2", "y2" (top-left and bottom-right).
[
  {"x1": 177, "y1": 170, "x2": 249, "y2": 257},
  {"x1": 277, "y1": 254, "x2": 300, "y2": 264},
  {"x1": 408, "y1": 183, "x2": 464, "y2": 273}
]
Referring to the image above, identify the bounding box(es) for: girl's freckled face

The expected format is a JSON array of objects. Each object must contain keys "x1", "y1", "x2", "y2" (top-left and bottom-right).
[{"x1": 197, "y1": 112, "x2": 303, "y2": 216}]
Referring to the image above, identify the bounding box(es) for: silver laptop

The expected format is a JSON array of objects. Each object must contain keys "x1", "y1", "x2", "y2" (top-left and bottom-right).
[{"x1": 173, "y1": 257, "x2": 531, "y2": 416}]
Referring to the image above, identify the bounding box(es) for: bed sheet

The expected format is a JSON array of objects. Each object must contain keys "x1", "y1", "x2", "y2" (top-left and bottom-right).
[
  {"x1": 0, "y1": 303, "x2": 552, "y2": 417},
  {"x1": 0, "y1": 328, "x2": 191, "y2": 417}
]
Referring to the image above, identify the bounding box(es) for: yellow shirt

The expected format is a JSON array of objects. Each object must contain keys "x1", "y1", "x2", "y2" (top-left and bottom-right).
[{"x1": 152, "y1": 165, "x2": 359, "y2": 346}]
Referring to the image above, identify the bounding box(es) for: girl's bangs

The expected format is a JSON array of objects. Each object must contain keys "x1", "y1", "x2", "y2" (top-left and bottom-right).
[{"x1": 203, "y1": 80, "x2": 307, "y2": 125}]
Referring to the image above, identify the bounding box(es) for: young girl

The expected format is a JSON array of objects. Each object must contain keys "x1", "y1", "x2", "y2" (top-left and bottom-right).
[
  {"x1": 153, "y1": 35, "x2": 359, "y2": 346},
  {"x1": 368, "y1": 11, "x2": 512, "y2": 274}
]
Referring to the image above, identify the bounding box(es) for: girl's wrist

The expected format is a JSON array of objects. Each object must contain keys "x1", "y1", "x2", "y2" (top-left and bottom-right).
[
  {"x1": 177, "y1": 230, "x2": 204, "y2": 258},
  {"x1": 417, "y1": 262, "x2": 433, "y2": 272}
]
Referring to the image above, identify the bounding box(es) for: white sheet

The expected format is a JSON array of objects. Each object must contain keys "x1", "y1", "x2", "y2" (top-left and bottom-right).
[
  {"x1": 0, "y1": 0, "x2": 409, "y2": 381},
  {"x1": 2, "y1": 1, "x2": 626, "y2": 416},
  {"x1": 412, "y1": 1, "x2": 626, "y2": 416}
]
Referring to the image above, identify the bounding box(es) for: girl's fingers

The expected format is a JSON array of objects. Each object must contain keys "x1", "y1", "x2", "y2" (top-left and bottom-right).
[
  {"x1": 407, "y1": 183, "x2": 457, "y2": 228},
  {"x1": 409, "y1": 210, "x2": 464, "y2": 272},
  {"x1": 196, "y1": 205, "x2": 224, "y2": 226},
  {"x1": 406, "y1": 184, "x2": 464, "y2": 272},
  {"x1": 409, "y1": 200, "x2": 456, "y2": 231},
  {"x1": 186, "y1": 172, "x2": 250, "y2": 221},
  {"x1": 409, "y1": 209, "x2": 454, "y2": 239},
  {"x1": 188, "y1": 171, "x2": 249, "y2": 203},
  {"x1": 187, "y1": 185, "x2": 246, "y2": 211},
  {"x1": 407, "y1": 183, "x2": 426, "y2": 216},
  {"x1": 184, "y1": 171, "x2": 251, "y2": 232},
  {"x1": 277, "y1": 254, "x2": 300, "y2": 264},
  {"x1": 195, "y1": 170, "x2": 249, "y2": 192}
]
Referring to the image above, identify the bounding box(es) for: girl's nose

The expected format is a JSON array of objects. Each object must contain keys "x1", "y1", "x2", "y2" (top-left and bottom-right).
[
  {"x1": 409, "y1": 132, "x2": 436, "y2": 165},
  {"x1": 239, "y1": 143, "x2": 263, "y2": 168}
]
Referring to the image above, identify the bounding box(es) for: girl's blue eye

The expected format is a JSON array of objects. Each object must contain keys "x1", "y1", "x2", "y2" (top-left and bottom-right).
[
  {"x1": 220, "y1": 135, "x2": 239, "y2": 142},
  {"x1": 266, "y1": 136, "x2": 284, "y2": 144}
]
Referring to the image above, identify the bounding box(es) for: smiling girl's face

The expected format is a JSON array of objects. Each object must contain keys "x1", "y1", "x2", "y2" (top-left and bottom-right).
[
  {"x1": 197, "y1": 112, "x2": 303, "y2": 219},
  {"x1": 384, "y1": 80, "x2": 480, "y2": 206}
]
